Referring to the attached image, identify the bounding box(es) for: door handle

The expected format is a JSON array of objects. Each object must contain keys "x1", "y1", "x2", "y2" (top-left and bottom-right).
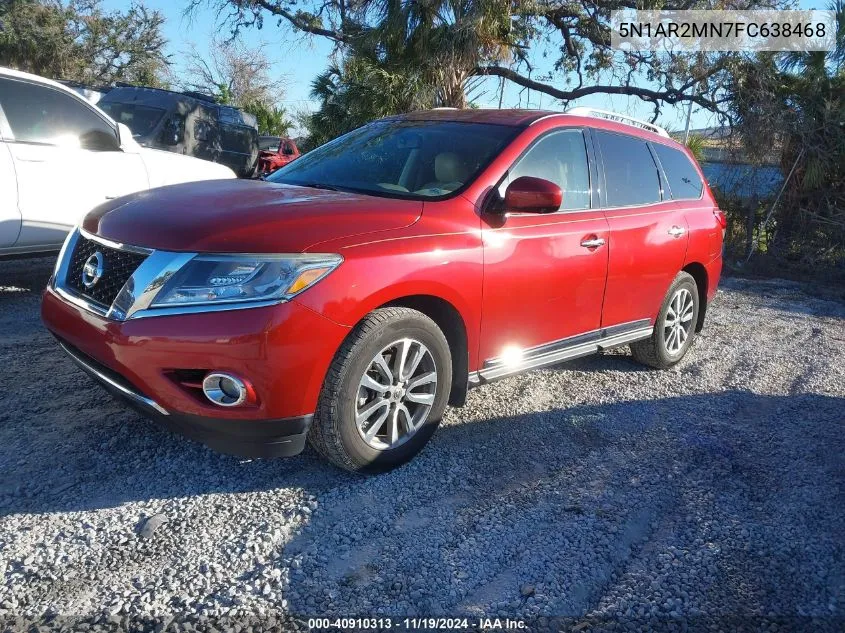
[
  {"x1": 668, "y1": 226, "x2": 686, "y2": 237},
  {"x1": 580, "y1": 237, "x2": 606, "y2": 248}
]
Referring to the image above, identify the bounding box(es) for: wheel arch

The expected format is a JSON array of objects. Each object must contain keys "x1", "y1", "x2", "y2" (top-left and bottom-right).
[
  {"x1": 378, "y1": 294, "x2": 469, "y2": 407},
  {"x1": 682, "y1": 262, "x2": 708, "y2": 332}
]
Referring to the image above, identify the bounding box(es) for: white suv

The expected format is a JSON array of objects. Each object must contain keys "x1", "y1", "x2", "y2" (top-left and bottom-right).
[{"x1": 0, "y1": 67, "x2": 234, "y2": 257}]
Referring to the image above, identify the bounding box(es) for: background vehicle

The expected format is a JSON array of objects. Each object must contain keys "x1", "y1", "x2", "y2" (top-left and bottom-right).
[
  {"x1": 42, "y1": 108, "x2": 724, "y2": 473},
  {"x1": 0, "y1": 67, "x2": 235, "y2": 258},
  {"x1": 257, "y1": 136, "x2": 301, "y2": 176},
  {"x1": 99, "y1": 87, "x2": 259, "y2": 178}
]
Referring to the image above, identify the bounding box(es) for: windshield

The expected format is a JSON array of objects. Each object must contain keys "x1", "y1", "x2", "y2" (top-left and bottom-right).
[
  {"x1": 99, "y1": 102, "x2": 166, "y2": 138},
  {"x1": 267, "y1": 120, "x2": 517, "y2": 199}
]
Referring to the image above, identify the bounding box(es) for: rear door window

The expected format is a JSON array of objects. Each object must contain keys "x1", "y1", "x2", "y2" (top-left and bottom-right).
[
  {"x1": 652, "y1": 143, "x2": 704, "y2": 200},
  {"x1": 504, "y1": 128, "x2": 591, "y2": 211},
  {"x1": 220, "y1": 124, "x2": 255, "y2": 155},
  {"x1": 596, "y1": 130, "x2": 662, "y2": 207}
]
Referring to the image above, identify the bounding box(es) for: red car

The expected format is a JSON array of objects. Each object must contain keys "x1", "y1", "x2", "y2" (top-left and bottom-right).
[
  {"x1": 42, "y1": 108, "x2": 725, "y2": 473},
  {"x1": 257, "y1": 136, "x2": 300, "y2": 176}
]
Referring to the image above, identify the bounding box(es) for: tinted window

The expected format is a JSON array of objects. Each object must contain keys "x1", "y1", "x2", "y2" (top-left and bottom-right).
[
  {"x1": 269, "y1": 121, "x2": 516, "y2": 200},
  {"x1": 158, "y1": 115, "x2": 185, "y2": 146},
  {"x1": 596, "y1": 130, "x2": 661, "y2": 207},
  {"x1": 505, "y1": 129, "x2": 591, "y2": 210},
  {"x1": 194, "y1": 119, "x2": 213, "y2": 142},
  {"x1": 220, "y1": 124, "x2": 257, "y2": 155},
  {"x1": 0, "y1": 77, "x2": 118, "y2": 150},
  {"x1": 652, "y1": 143, "x2": 703, "y2": 200},
  {"x1": 98, "y1": 102, "x2": 165, "y2": 138}
]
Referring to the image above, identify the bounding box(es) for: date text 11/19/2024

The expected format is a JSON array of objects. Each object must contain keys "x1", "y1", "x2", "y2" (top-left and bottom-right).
[{"x1": 307, "y1": 617, "x2": 527, "y2": 630}]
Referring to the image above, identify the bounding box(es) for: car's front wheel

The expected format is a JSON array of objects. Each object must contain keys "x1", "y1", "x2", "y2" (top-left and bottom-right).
[
  {"x1": 630, "y1": 271, "x2": 700, "y2": 369},
  {"x1": 309, "y1": 307, "x2": 452, "y2": 473}
]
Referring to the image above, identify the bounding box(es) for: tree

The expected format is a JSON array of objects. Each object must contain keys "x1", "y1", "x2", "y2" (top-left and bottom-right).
[
  {"x1": 305, "y1": 54, "x2": 434, "y2": 146},
  {"x1": 243, "y1": 100, "x2": 293, "y2": 136},
  {"x1": 728, "y1": 1, "x2": 844, "y2": 265},
  {"x1": 0, "y1": 0, "x2": 169, "y2": 86},
  {"x1": 181, "y1": 38, "x2": 286, "y2": 108},
  {"x1": 187, "y1": 0, "x2": 786, "y2": 121}
]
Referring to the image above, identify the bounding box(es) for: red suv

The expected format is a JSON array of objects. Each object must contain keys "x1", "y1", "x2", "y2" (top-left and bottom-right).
[{"x1": 42, "y1": 108, "x2": 725, "y2": 473}]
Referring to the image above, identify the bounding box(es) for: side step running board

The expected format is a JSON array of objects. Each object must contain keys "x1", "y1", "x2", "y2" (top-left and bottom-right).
[{"x1": 469, "y1": 323, "x2": 653, "y2": 386}]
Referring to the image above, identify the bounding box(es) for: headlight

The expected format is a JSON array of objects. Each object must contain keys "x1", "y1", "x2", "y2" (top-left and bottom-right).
[{"x1": 150, "y1": 253, "x2": 342, "y2": 307}]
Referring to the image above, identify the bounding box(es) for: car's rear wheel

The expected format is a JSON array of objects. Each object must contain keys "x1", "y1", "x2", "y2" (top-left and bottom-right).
[
  {"x1": 630, "y1": 271, "x2": 699, "y2": 369},
  {"x1": 309, "y1": 307, "x2": 451, "y2": 473}
]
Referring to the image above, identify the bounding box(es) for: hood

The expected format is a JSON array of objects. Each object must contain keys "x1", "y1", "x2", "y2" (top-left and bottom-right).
[
  {"x1": 82, "y1": 179, "x2": 423, "y2": 253},
  {"x1": 136, "y1": 147, "x2": 236, "y2": 187}
]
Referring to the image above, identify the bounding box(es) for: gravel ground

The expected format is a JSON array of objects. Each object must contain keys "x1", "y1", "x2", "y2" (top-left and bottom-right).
[{"x1": 0, "y1": 257, "x2": 843, "y2": 632}]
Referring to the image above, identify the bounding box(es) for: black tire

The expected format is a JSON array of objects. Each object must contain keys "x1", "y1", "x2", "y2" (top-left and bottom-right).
[
  {"x1": 309, "y1": 307, "x2": 452, "y2": 473},
  {"x1": 630, "y1": 272, "x2": 700, "y2": 369}
]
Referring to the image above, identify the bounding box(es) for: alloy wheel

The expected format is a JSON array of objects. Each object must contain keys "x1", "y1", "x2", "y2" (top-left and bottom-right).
[
  {"x1": 355, "y1": 338, "x2": 438, "y2": 450},
  {"x1": 663, "y1": 287, "x2": 695, "y2": 355}
]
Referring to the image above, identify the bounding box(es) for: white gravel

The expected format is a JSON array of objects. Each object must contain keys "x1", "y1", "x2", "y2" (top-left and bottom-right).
[{"x1": 1, "y1": 257, "x2": 843, "y2": 632}]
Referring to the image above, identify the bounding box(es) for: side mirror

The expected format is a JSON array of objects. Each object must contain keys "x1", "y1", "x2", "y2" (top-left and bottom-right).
[
  {"x1": 504, "y1": 176, "x2": 562, "y2": 214},
  {"x1": 81, "y1": 128, "x2": 121, "y2": 152}
]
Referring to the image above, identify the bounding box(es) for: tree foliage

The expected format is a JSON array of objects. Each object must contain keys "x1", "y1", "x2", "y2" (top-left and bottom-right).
[
  {"x1": 243, "y1": 100, "x2": 293, "y2": 136},
  {"x1": 181, "y1": 38, "x2": 286, "y2": 108},
  {"x1": 728, "y1": 1, "x2": 844, "y2": 267},
  {"x1": 305, "y1": 55, "x2": 434, "y2": 147},
  {"x1": 0, "y1": 0, "x2": 169, "y2": 86},
  {"x1": 187, "y1": 0, "x2": 786, "y2": 121}
]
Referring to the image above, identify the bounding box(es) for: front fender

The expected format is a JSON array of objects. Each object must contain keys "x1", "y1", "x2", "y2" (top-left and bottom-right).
[{"x1": 294, "y1": 227, "x2": 484, "y2": 371}]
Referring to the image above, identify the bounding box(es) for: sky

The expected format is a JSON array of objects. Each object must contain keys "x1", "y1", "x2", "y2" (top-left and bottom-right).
[{"x1": 101, "y1": 0, "x2": 826, "y2": 136}]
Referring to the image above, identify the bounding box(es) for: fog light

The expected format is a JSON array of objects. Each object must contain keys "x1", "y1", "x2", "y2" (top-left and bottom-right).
[{"x1": 202, "y1": 372, "x2": 248, "y2": 407}]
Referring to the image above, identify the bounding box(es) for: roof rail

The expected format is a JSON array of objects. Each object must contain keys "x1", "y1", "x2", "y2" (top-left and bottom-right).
[{"x1": 566, "y1": 107, "x2": 670, "y2": 138}]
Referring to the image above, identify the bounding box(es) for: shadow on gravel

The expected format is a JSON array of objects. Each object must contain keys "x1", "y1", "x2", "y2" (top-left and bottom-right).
[
  {"x1": 2, "y1": 389, "x2": 842, "y2": 519},
  {"x1": 268, "y1": 390, "x2": 843, "y2": 620},
  {"x1": 0, "y1": 257, "x2": 55, "y2": 295},
  {"x1": 718, "y1": 276, "x2": 845, "y2": 319}
]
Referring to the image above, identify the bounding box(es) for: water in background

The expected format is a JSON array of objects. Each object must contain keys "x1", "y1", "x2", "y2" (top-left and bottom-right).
[{"x1": 701, "y1": 162, "x2": 783, "y2": 200}]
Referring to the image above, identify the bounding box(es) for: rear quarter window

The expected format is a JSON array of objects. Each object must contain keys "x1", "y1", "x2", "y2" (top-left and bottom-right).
[
  {"x1": 595, "y1": 130, "x2": 662, "y2": 207},
  {"x1": 652, "y1": 143, "x2": 704, "y2": 200}
]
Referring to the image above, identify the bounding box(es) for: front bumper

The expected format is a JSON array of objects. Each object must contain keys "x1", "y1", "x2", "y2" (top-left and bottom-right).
[{"x1": 42, "y1": 288, "x2": 350, "y2": 457}]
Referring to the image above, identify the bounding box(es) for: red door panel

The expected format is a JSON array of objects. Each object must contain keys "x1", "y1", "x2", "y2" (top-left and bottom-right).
[
  {"x1": 479, "y1": 210, "x2": 609, "y2": 363},
  {"x1": 602, "y1": 202, "x2": 689, "y2": 327}
]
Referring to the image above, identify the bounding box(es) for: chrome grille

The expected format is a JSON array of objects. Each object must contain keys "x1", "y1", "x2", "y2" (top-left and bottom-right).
[{"x1": 64, "y1": 235, "x2": 148, "y2": 308}]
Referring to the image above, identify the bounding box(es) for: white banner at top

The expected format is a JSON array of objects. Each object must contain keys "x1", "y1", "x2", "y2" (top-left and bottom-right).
[{"x1": 611, "y1": 10, "x2": 838, "y2": 52}]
